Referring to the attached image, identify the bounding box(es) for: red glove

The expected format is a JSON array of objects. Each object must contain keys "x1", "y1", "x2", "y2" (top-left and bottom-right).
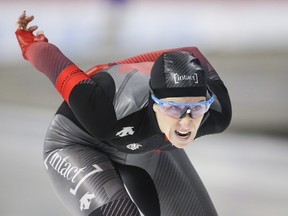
[{"x1": 15, "y1": 29, "x2": 48, "y2": 60}]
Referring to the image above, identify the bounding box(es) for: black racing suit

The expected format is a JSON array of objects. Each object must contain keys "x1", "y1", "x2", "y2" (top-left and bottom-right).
[{"x1": 26, "y1": 42, "x2": 232, "y2": 216}]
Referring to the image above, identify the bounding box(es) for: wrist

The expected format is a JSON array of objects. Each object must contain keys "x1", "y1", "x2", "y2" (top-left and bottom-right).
[{"x1": 15, "y1": 29, "x2": 48, "y2": 60}]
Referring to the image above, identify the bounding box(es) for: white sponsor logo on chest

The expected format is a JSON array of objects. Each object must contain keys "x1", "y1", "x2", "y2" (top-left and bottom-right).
[
  {"x1": 116, "y1": 126, "x2": 135, "y2": 137},
  {"x1": 126, "y1": 143, "x2": 142, "y2": 150}
]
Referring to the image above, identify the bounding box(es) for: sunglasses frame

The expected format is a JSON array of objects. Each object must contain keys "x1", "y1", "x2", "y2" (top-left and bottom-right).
[{"x1": 150, "y1": 88, "x2": 215, "y2": 119}]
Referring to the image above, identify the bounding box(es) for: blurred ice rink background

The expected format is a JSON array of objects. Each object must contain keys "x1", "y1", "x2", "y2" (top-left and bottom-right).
[{"x1": 0, "y1": 0, "x2": 287, "y2": 215}]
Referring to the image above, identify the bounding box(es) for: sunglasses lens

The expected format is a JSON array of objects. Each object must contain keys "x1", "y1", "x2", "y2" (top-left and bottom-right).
[
  {"x1": 159, "y1": 104, "x2": 210, "y2": 119},
  {"x1": 190, "y1": 104, "x2": 209, "y2": 118},
  {"x1": 159, "y1": 104, "x2": 186, "y2": 118}
]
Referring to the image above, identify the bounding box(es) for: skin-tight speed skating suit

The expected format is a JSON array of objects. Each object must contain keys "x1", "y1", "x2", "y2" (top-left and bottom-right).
[{"x1": 25, "y1": 42, "x2": 232, "y2": 216}]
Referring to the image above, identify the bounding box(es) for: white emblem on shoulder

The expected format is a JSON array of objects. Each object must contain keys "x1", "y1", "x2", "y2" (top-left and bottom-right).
[
  {"x1": 127, "y1": 143, "x2": 142, "y2": 150},
  {"x1": 116, "y1": 127, "x2": 135, "y2": 137}
]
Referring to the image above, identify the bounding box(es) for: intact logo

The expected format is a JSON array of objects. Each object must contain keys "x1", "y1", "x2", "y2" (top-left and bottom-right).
[
  {"x1": 173, "y1": 73, "x2": 198, "y2": 84},
  {"x1": 44, "y1": 149, "x2": 103, "y2": 212},
  {"x1": 116, "y1": 126, "x2": 135, "y2": 137}
]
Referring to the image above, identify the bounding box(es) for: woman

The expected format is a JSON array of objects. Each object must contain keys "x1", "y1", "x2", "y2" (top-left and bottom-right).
[{"x1": 16, "y1": 11, "x2": 231, "y2": 216}]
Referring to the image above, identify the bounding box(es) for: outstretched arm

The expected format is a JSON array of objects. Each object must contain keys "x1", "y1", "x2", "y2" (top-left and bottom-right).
[
  {"x1": 15, "y1": 12, "x2": 117, "y2": 138},
  {"x1": 15, "y1": 11, "x2": 90, "y2": 102}
]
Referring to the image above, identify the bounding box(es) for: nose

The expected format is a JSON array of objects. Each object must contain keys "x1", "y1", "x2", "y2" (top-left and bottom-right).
[{"x1": 179, "y1": 114, "x2": 193, "y2": 130}]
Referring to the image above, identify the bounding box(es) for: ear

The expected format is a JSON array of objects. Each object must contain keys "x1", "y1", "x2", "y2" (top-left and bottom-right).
[{"x1": 152, "y1": 103, "x2": 157, "y2": 112}]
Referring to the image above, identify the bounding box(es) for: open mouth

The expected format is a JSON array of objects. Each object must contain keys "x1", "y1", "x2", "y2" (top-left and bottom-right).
[{"x1": 175, "y1": 130, "x2": 191, "y2": 140}]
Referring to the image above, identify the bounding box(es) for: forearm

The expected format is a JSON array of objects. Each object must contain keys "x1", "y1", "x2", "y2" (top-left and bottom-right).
[
  {"x1": 25, "y1": 42, "x2": 89, "y2": 102},
  {"x1": 26, "y1": 42, "x2": 73, "y2": 84}
]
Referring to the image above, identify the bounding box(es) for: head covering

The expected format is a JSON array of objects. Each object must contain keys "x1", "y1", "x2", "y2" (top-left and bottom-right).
[{"x1": 150, "y1": 51, "x2": 207, "y2": 98}]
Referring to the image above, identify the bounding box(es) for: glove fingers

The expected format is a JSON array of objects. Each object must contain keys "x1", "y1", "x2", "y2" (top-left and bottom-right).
[
  {"x1": 15, "y1": 11, "x2": 49, "y2": 60},
  {"x1": 16, "y1": 11, "x2": 34, "y2": 30},
  {"x1": 27, "y1": 25, "x2": 38, "y2": 32}
]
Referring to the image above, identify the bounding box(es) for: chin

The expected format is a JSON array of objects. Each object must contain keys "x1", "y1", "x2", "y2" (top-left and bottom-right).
[
  {"x1": 170, "y1": 138, "x2": 194, "y2": 148},
  {"x1": 172, "y1": 142, "x2": 190, "y2": 149}
]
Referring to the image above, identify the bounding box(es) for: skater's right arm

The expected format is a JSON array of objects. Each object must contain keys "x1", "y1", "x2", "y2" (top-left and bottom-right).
[{"x1": 15, "y1": 12, "x2": 117, "y2": 138}]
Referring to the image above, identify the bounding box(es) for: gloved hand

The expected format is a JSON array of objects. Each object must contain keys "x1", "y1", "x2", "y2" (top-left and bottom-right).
[{"x1": 15, "y1": 11, "x2": 48, "y2": 60}]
